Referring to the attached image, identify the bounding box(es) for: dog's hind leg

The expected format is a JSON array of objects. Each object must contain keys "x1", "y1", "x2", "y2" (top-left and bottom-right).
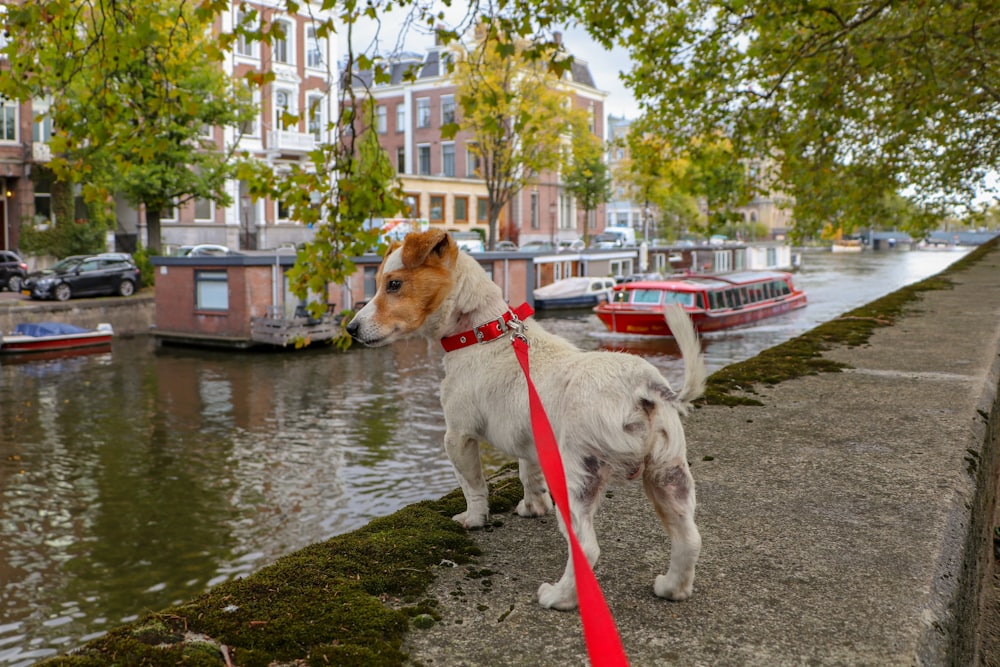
[
  {"x1": 446, "y1": 432, "x2": 490, "y2": 529},
  {"x1": 516, "y1": 458, "x2": 553, "y2": 517},
  {"x1": 537, "y1": 459, "x2": 608, "y2": 610},
  {"x1": 643, "y1": 460, "x2": 701, "y2": 601}
]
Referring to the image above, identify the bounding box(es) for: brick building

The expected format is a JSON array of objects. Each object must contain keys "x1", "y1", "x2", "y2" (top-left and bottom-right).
[{"x1": 348, "y1": 31, "x2": 607, "y2": 248}]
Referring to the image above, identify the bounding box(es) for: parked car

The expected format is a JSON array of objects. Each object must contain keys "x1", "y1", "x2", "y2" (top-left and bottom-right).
[
  {"x1": 0, "y1": 250, "x2": 28, "y2": 292},
  {"x1": 519, "y1": 240, "x2": 557, "y2": 253},
  {"x1": 22, "y1": 253, "x2": 142, "y2": 301},
  {"x1": 494, "y1": 240, "x2": 518, "y2": 251},
  {"x1": 557, "y1": 239, "x2": 586, "y2": 252},
  {"x1": 174, "y1": 244, "x2": 233, "y2": 257}
]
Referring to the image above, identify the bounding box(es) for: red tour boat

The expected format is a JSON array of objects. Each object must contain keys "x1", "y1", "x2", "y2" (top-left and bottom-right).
[{"x1": 594, "y1": 271, "x2": 807, "y2": 336}]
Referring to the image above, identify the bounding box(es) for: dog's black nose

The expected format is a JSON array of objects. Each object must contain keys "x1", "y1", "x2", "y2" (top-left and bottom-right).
[{"x1": 345, "y1": 318, "x2": 359, "y2": 338}]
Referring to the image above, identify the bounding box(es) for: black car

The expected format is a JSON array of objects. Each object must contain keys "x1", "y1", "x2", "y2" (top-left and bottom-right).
[
  {"x1": 0, "y1": 250, "x2": 28, "y2": 292},
  {"x1": 22, "y1": 253, "x2": 141, "y2": 301}
]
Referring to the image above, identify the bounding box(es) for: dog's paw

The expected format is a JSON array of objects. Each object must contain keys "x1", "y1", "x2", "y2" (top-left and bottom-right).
[
  {"x1": 654, "y1": 573, "x2": 694, "y2": 601},
  {"x1": 516, "y1": 494, "x2": 553, "y2": 518},
  {"x1": 537, "y1": 582, "x2": 578, "y2": 611},
  {"x1": 452, "y1": 511, "x2": 488, "y2": 529}
]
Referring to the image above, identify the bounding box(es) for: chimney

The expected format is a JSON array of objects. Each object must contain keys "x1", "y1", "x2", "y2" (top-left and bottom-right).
[{"x1": 553, "y1": 31, "x2": 563, "y2": 46}]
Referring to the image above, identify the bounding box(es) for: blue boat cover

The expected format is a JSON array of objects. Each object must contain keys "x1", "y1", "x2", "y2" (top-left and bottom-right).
[{"x1": 13, "y1": 322, "x2": 92, "y2": 337}]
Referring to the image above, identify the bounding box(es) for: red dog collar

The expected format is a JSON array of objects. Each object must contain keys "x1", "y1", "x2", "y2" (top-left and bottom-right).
[{"x1": 441, "y1": 303, "x2": 534, "y2": 352}]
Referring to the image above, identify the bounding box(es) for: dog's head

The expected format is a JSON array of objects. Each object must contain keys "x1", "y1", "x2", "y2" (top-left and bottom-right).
[{"x1": 346, "y1": 229, "x2": 460, "y2": 347}]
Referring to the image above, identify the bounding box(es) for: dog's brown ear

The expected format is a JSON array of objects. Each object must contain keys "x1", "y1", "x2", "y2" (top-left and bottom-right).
[{"x1": 401, "y1": 229, "x2": 457, "y2": 268}]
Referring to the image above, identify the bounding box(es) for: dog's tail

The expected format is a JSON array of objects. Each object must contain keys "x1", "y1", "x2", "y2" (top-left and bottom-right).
[{"x1": 664, "y1": 304, "x2": 706, "y2": 406}]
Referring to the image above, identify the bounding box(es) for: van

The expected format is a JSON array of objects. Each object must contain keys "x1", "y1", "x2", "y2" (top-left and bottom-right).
[
  {"x1": 450, "y1": 231, "x2": 485, "y2": 253},
  {"x1": 591, "y1": 226, "x2": 638, "y2": 248}
]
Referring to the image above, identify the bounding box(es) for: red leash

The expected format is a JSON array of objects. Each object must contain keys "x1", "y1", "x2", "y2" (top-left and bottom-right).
[{"x1": 510, "y1": 331, "x2": 629, "y2": 667}]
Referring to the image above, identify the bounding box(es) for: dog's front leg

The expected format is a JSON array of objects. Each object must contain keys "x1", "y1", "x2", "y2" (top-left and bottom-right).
[
  {"x1": 537, "y1": 492, "x2": 602, "y2": 611},
  {"x1": 445, "y1": 432, "x2": 489, "y2": 528},
  {"x1": 516, "y1": 458, "x2": 553, "y2": 517}
]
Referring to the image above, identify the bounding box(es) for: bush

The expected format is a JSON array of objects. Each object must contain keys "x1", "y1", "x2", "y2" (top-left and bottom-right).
[
  {"x1": 20, "y1": 217, "x2": 107, "y2": 258},
  {"x1": 133, "y1": 245, "x2": 155, "y2": 288}
]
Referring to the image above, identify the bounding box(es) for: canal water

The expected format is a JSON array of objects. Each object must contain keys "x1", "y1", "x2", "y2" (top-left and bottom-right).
[{"x1": 0, "y1": 248, "x2": 969, "y2": 664}]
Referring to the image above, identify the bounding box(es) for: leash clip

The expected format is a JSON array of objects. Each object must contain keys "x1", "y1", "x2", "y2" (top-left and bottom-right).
[{"x1": 507, "y1": 312, "x2": 529, "y2": 347}]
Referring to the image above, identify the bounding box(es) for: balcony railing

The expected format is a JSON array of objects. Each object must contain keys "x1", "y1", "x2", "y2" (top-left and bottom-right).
[{"x1": 268, "y1": 130, "x2": 316, "y2": 155}]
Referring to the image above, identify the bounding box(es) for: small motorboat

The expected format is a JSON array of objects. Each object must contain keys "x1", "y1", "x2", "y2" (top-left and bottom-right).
[
  {"x1": 0, "y1": 322, "x2": 114, "y2": 354},
  {"x1": 533, "y1": 277, "x2": 617, "y2": 310}
]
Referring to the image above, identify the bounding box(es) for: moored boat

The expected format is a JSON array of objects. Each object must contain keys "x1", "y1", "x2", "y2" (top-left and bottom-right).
[
  {"x1": 0, "y1": 322, "x2": 114, "y2": 354},
  {"x1": 831, "y1": 239, "x2": 864, "y2": 253},
  {"x1": 533, "y1": 276, "x2": 617, "y2": 310},
  {"x1": 594, "y1": 271, "x2": 807, "y2": 336}
]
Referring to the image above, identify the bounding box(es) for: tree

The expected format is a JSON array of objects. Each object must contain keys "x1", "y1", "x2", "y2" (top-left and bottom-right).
[
  {"x1": 445, "y1": 21, "x2": 580, "y2": 249},
  {"x1": 615, "y1": 119, "x2": 700, "y2": 242},
  {"x1": 563, "y1": 126, "x2": 611, "y2": 246},
  {"x1": 1, "y1": 0, "x2": 257, "y2": 254},
  {"x1": 581, "y1": 0, "x2": 996, "y2": 235},
  {"x1": 680, "y1": 136, "x2": 753, "y2": 239}
]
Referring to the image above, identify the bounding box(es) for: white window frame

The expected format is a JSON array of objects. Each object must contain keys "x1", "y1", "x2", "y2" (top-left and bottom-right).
[
  {"x1": 235, "y1": 9, "x2": 259, "y2": 59},
  {"x1": 307, "y1": 94, "x2": 325, "y2": 141},
  {"x1": 305, "y1": 25, "x2": 325, "y2": 69},
  {"x1": 442, "y1": 142, "x2": 455, "y2": 177},
  {"x1": 273, "y1": 19, "x2": 293, "y2": 65},
  {"x1": 196, "y1": 271, "x2": 229, "y2": 311},
  {"x1": 0, "y1": 98, "x2": 17, "y2": 142},
  {"x1": 274, "y1": 89, "x2": 295, "y2": 130},
  {"x1": 396, "y1": 103, "x2": 405, "y2": 132},
  {"x1": 416, "y1": 97, "x2": 430, "y2": 128},
  {"x1": 194, "y1": 197, "x2": 214, "y2": 222},
  {"x1": 417, "y1": 143, "x2": 431, "y2": 175},
  {"x1": 375, "y1": 105, "x2": 387, "y2": 134},
  {"x1": 441, "y1": 95, "x2": 455, "y2": 125}
]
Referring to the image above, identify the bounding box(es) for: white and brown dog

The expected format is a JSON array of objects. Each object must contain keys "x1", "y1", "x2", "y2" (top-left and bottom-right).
[{"x1": 347, "y1": 230, "x2": 705, "y2": 610}]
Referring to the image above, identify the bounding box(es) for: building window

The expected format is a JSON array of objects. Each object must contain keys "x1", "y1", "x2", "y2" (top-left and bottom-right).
[
  {"x1": 273, "y1": 20, "x2": 291, "y2": 64},
  {"x1": 236, "y1": 9, "x2": 258, "y2": 58},
  {"x1": 441, "y1": 95, "x2": 455, "y2": 125},
  {"x1": 274, "y1": 90, "x2": 293, "y2": 129},
  {"x1": 396, "y1": 146, "x2": 406, "y2": 174},
  {"x1": 277, "y1": 199, "x2": 291, "y2": 222},
  {"x1": 416, "y1": 98, "x2": 430, "y2": 128},
  {"x1": 308, "y1": 95, "x2": 324, "y2": 140},
  {"x1": 418, "y1": 144, "x2": 431, "y2": 175},
  {"x1": 195, "y1": 197, "x2": 213, "y2": 221},
  {"x1": 196, "y1": 271, "x2": 229, "y2": 311},
  {"x1": 429, "y1": 195, "x2": 444, "y2": 222},
  {"x1": 530, "y1": 191, "x2": 539, "y2": 229},
  {"x1": 477, "y1": 198, "x2": 488, "y2": 222},
  {"x1": 442, "y1": 143, "x2": 455, "y2": 177},
  {"x1": 240, "y1": 83, "x2": 260, "y2": 137},
  {"x1": 306, "y1": 26, "x2": 324, "y2": 69},
  {"x1": 363, "y1": 266, "x2": 378, "y2": 298},
  {"x1": 0, "y1": 98, "x2": 16, "y2": 142},
  {"x1": 454, "y1": 196, "x2": 468, "y2": 223},
  {"x1": 396, "y1": 103, "x2": 405, "y2": 132},
  {"x1": 466, "y1": 143, "x2": 481, "y2": 177},
  {"x1": 403, "y1": 193, "x2": 419, "y2": 217},
  {"x1": 375, "y1": 105, "x2": 387, "y2": 134},
  {"x1": 32, "y1": 110, "x2": 52, "y2": 143}
]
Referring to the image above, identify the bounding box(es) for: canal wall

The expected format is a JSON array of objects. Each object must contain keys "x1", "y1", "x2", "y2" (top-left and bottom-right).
[
  {"x1": 0, "y1": 292, "x2": 154, "y2": 336},
  {"x1": 29, "y1": 242, "x2": 1000, "y2": 666}
]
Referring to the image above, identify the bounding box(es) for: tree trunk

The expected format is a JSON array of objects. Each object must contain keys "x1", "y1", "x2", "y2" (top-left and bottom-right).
[{"x1": 146, "y1": 207, "x2": 162, "y2": 254}]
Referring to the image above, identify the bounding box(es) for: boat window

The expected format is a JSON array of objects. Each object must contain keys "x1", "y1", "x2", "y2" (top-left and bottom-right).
[
  {"x1": 612, "y1": 290, "x2": 629, "y2": 304},
  {"x1": 632, "y1": 289, "x2": 663, "y2": 304},
  {"x1": 662, "y1": 291, "x2": 695, "y2": 306},
  {"x1": 708, "y1": 291, "x2": 721, "y2": 310}
]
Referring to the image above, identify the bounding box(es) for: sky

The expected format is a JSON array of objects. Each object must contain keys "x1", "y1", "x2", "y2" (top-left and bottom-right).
[{"x1": 338, "y1": 8, "x2": 642, "y2": 121}]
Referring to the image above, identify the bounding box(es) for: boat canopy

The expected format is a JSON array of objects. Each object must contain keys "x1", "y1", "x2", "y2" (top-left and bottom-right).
[{"x1": 14, "y1": 322, "x2": 92, "y2": 337}]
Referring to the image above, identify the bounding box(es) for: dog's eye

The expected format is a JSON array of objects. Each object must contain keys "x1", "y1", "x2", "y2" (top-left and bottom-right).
[{"x1": 386, "y1": 279, "x2": 402, "y2": 293}]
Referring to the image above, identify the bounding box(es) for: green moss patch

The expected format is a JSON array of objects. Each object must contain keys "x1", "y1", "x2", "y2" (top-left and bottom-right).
[
  {"x1": 703, "y1": 239, "x2": 996, "y2": 406},
  {"x1": 40, "y1": 478, "x2": 525, "y2": 667}
]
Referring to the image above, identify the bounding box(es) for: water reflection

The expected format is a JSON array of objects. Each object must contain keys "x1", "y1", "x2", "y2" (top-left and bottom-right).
[{"x1": 0, "y1": 247, "x2": 969, "y2": 663}]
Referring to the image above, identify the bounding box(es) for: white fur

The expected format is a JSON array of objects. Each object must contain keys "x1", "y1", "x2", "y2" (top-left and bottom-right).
[{"x1": 348, "y1": 233, "x2": 705, "y2": 610}]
